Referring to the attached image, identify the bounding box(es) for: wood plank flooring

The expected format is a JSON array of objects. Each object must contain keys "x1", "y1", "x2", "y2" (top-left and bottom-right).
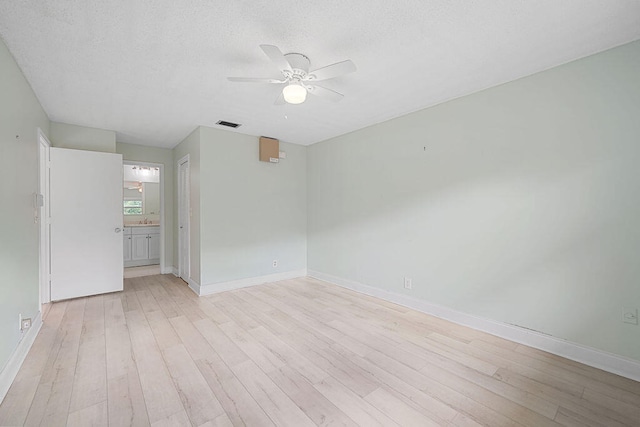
[{"x1": 1, "y1": 275, "x2": 639, "y2": 426}]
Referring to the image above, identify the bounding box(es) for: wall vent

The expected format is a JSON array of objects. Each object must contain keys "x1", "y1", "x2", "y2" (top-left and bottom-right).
[{"x1": 216, "y1": 120, "x2": 241, "y2": 128}]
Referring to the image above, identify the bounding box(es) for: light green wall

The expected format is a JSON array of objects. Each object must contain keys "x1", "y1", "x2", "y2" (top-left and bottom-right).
[
  {"x1": 307, "y1": 40, "x2": 640, "y2": 361},
  {"x1": 173, "y1": 128, "x2": 201, "y2": 283},
  {"x1": 0, "y1": 38, "x2": 49, "y2": 371},
  {"x1": 171, "y1": 126, "x2": 308, "y2": 289},
  {"x1": 50, "y1": 122, "x2": 116, "y2": 153},
  {"x1": 116, "y1": 142, "x2": 174, "y2": 270},
  {"x1": 199, "y1": 127, "x2": 307, "y2": 288}
]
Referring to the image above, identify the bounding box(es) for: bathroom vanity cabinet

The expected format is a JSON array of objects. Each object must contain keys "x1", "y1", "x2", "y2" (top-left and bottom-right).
[{"x1": 124, "y1": 225, "x2": 160, "y2": 267}]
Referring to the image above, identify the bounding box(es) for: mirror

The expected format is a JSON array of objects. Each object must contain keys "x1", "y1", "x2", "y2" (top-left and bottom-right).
[{"x1": 123, "y1": 165, "x2": 160, "y2": 217}]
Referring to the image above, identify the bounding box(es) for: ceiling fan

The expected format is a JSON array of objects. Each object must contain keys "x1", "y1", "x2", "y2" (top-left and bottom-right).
[
  {"x1": 124, "y1": 181, "x2": 143, "y2": 192},
  {"x1": 228, "y1": 45, "x2": 356, "y2": 105}
]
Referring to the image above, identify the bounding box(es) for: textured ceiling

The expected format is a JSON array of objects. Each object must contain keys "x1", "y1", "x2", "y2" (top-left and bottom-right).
[{"x1": 1, "y1": 1, "x2": 639, "y2": 148}]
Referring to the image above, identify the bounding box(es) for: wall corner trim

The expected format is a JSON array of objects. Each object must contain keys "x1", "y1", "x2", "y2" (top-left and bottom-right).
[
  {"x1": 307, "y1": 270, "x2": 640, "y2": 382},
  {"x1": 0, "y1": 310, "x2": 43, "y2": 404},
  {"x1": 187, "y1": 278, "x2": 201, "y2": 296},
  {"x1": 197, "y1": 269, "x2": 308, "y2": 296}
]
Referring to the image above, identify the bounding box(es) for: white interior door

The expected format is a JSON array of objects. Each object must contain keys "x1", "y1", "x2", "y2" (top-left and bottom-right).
[
  {"x1": 50, "y1": 148, "x2": 123, "y2": 300},
  {"x1": 178, "y1": 156, "x2": 190, "y2": 281},
  {"x1": 38, "y1": 130, "x2": 51, "y2": 305}
]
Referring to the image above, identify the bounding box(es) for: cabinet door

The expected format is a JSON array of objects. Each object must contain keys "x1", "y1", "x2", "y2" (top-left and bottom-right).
[
  {"x1": 131, "y1": 234, "x2": 149, "y2": 260},
  {"x1": 123, "y1": 235, "x2": 132, "y2": 261},
  {"x1": 148, "y1": 234, "x2": 160, "y2": 260}
]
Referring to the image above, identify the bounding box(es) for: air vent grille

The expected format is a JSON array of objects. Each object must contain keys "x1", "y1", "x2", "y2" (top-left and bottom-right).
[{"x1": 216, "y1": 120, "x2": 241, "y2": 128}]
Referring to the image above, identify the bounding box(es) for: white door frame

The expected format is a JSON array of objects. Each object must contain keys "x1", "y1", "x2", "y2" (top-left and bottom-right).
[
  {"x1": 37, "y1": 128, "x2": 51, "y2": 306},
  {"x1": 177, "y1": 155, "x2": 190, "y2": 281},
  {"x1": 123, "y1": 160, "x2": 165, "y2": 274}
]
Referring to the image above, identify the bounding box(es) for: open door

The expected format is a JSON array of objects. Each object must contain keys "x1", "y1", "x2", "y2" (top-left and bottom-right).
[
  {"x1": 50, "y1": 148, "x2": 123, "y2": 300},
  {"x1": 38, "y1": 129, "x2": 51, "y2": 305}
]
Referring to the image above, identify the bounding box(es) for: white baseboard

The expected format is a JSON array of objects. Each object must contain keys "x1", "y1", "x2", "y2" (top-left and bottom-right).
[
  {"x1": 308, "y1": 270, "x2": 640, "y2": 382},
  {"x1": 187, "y1": 277, "x2": 201, "y2": 296},
  {"x1": 197, "y1": 269, "x2": 308, "y2": 296},
  {"x1": 162, "y1": 266, "x2": 176, "y2": 275},
  {"x1": 0, "y1": 311, "x2": 43, "y2": 404}
]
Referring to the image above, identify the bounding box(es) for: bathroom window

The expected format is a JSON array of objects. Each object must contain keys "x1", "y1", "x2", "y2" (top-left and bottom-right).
[{"x1": 124, "y1": 199, "x2": 143, "y2": 215}]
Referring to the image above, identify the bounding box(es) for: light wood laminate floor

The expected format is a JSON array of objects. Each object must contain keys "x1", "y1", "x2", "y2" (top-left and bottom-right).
[
  {"x1": 1, "y1": 275, "x2": 639, "y2": 426},
  {"x1": 124, "y1": 265, "x2": 161, "y2": 279}
]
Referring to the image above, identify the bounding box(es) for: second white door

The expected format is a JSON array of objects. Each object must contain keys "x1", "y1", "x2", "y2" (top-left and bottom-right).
[{"x1": 178, "y1": 156, "x2": 190, "y2": 281}]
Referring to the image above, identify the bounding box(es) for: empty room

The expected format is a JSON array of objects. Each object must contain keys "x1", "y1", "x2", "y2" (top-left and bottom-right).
[{"x1": 1, "y1": 1, "x2": 639, "y2": 426}]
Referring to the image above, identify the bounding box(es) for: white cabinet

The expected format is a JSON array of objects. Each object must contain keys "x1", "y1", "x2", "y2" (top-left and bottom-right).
[
  {"x1": 124, "y1": 226, "x2": 160, "y2": 267},
  {"x1": 123, "y1": 228, "x2": 132, "y2": 261},
  {"x1": 131, "y1": 234, "x2": 150, "y2": 260},
  {"x1": 149, "y1": 234, "x2": 161, "y2": 259}
]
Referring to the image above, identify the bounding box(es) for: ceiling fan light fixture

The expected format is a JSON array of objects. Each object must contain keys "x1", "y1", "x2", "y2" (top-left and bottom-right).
[
  {"x1": 228, "y1": 45, "x2": 354, "y2": 104},
  {"x1": 282, "y1": 82, "x2": 307, "y2": 104}
]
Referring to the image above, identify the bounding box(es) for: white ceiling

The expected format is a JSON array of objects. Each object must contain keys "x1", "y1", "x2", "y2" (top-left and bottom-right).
[{"x1": 1, "y1": 1, "x2": 639, "y2": 148}]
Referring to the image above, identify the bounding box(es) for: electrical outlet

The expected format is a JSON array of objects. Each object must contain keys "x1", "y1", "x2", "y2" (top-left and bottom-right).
[
  {"x1": 21, "y1": 317, "x2": 32, "y2": 330},
  {"x1": 272, "y1": 259, "x2": 278, "y2": 268},
  {"x1": 19, "y1": 313, "x2": 32, "y2": 331},
  {"x1": 623, "y1": 307, "x2": 638, "y2": 325},
  {"x1": 404, "y1": 277, "x2": 412, "y2": 290}
]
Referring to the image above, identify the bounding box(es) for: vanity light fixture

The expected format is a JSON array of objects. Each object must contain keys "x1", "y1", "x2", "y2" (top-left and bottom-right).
[{"x1": 131, "y1": 166, "x2": 160, "y2": 179}]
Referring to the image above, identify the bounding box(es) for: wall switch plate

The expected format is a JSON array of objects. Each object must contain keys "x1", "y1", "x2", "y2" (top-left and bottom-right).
[
  {"x1": 623, "y1": 307, "x2": 638, "y2": 325},
  {"x1": 404, "y1": 277, "x2": 412, "y2": 290},
  {"x1": 279, "y1": 151, "x2": 286, "y2": 159}
]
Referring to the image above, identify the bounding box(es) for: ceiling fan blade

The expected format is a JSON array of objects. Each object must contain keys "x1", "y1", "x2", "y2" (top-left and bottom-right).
[
  {"x1": 307, "y1": 84, "x2": 344, "y2": 102},
  {"x1": 274, "y1": 91, "x2": 286, "y2": 105},
  {"x1": 306, "y1": 60, "x2": 356, "y2": 81},
  {"x1": 260, "y1": 44, "x2": 293, "y2": 73},
  {"x1": 227, "y1": 77, "x2": 286, "y2": 84}
]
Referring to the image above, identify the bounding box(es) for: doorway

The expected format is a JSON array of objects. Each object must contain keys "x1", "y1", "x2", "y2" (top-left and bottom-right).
[
  {"x1": 122, "y1": 161, "x2": 164, "y2": 278},
  {"x1": 177, "y1": 155, "x2": 190, "y2": 282}
]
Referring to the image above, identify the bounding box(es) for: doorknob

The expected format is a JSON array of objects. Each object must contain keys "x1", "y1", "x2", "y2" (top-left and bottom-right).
[
  {"x1": 180, "y1": 226, "x2": 184, "y2": 229},
  {"x1": 115, "y1": 228, "x2": 122, "y2": 233}
]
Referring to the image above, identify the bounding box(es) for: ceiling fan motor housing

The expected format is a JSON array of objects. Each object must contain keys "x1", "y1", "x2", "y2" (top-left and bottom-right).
[{"x1": 284, "y1": 53, "x2": 310, "y2": 80}]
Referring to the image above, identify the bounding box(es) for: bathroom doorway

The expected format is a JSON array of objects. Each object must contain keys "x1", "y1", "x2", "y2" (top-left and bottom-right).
[{"x1": 123, "y1": 161, "x2": 164, "y2": 278}]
